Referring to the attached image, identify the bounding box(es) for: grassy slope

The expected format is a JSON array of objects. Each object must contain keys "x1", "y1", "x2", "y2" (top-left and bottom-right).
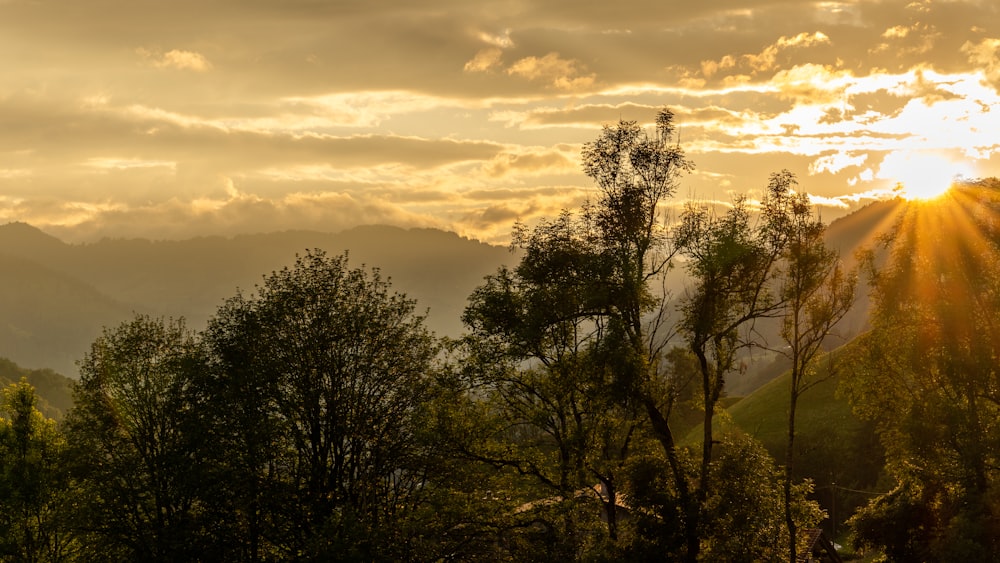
[{"x1": 682, "y1": 339, "x2": 887, "y2": 537}]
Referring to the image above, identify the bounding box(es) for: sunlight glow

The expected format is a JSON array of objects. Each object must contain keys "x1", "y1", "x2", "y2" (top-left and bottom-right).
[
  {"x1": 878, "y1": 151, "x2": 975, "y2": 201},
  {"x1": 896, "y1": 179, "x2": 955, "y2": 201}
]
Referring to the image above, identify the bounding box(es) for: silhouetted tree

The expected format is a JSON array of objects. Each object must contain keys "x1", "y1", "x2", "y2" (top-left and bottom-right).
[
  {"x1": 462, "y1": 214, "x2": 643, "y2": 558},
  {"x1": 202, "y1": 250, "x2": 441, "y2": 560},
  {"x1": 469, "y1": 109, "x2": 823, "y2": 560},
  {"x1": 668, "y1": 173, "x2": 825, "y2": 559},
  {"x1": 64, "y1": 316, "x2": 207, "y2": 562},
  {"x1": 845, "y1": 185, "x2": 1000, "y2": 560},
  {"x1": 771, "y1": 169, "x2": 856, "y2": 560}
]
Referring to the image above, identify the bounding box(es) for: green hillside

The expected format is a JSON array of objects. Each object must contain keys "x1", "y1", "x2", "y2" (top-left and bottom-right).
[
  {"x1": 685, "y1": 338, "x2": 887, "y2": 536},
  {"x1": 745, "y1": 348, "x2": 884, "y2": 535},
  {"x1": 0, "y1": 357, "x2": 74, "y2": 420}
]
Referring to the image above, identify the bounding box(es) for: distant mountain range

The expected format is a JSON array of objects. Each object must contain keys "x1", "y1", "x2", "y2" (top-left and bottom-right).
[
  {"x1": 0, "y1": 199, "x2": 906, "y2": 381},
  {"x1": 0, "y1": 223, "x2": 514, "y2": 377}
]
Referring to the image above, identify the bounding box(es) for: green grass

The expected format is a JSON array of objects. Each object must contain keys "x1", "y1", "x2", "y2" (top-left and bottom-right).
[
  {"x1": 726, "y1": 352, "x2": 862, "y2": 465},
  {"x1": 680, "y1": 340, "x2": 889, "y2": 535}
]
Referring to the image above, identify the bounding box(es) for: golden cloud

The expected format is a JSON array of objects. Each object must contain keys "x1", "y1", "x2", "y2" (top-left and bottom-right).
[
  {"x1": 962, "y1": 37, "x2": 1000, "y2": 85},
  {"x1": 137, "y1": 48, "x2": 213, "y2": 72},
  {"x1": 743, "y1": 32, "x2": 831, "y2": 73},
  {"x1": 481, "y1": 150, "x2": 575, "y2": 178},
  {"x1": 464, "y1": 48, "x2": 504, "y2": 73},
  {"x1": 809, "y1": 152, "x2": 868, "y2": 175},
  {"x1": 506, "y1": 53, "x2": 596, "y2": 90}
]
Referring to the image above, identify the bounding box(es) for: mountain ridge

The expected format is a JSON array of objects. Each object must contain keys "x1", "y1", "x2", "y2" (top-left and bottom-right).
[
  {"x1": 0, "y1": 223, "x2": 513, "y2": 377},
  {"x1": 0, "y1": 197, "x2": 908, "y2": 380}
]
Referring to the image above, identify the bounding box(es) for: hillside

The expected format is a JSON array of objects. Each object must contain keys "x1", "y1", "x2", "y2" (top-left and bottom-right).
[
  {"x1": 0, "y1": 253, "x2": 135, "y2": 376},
  {"x1": 0, "y1": 357, "x2": 75, "y2": 420},
  {"x1": 724, "y1": 342, "x2": 883, "y2": 490},
  {"x1": 708, "y1": 339, "x2": 886, "y2": 536},
  {"x1": 0, "y1": 224, "x2": 514, "y2": 376}
]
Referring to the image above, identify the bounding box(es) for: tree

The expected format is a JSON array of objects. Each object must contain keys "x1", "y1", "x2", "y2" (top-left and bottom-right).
[
  {"x1": 771, "y1": 170, "x2": 855, "y2": 560},
  {"x1": 843, "y1": 183, "x2": 1000, "y2": 559},
  {"x1": 0, "y1": 379, "x2": 74, "y2": 562},
  {"x1": 469, "y1": 109, "x2": 824, "y2": 560},
  {"x1": 667, "y1": 175, "x2": 814, "y2": 560},
  {"x1": 460, "y1": 109, "x2": 691, "y2": 558},
  {"x1": 624, "y1": 431, "x2": 823, "y2": 561},
  {"x1": 64, "y1": 315, "x2": 207, "y2": 562},
  {"x1": 202, "y1": 250, "x2": 441, "y2": 560},
  {"x1": 461, "y1": 215, "x2": 643, "y2": 558}
]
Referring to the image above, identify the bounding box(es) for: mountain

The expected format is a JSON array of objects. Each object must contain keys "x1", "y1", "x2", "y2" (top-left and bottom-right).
[
  {"x1": 0, "y1": 223, "x2": 514, "y2": 377},
  {"x1": 0, "y1": 253, "x2": 135, "y2": 376},
  {"x1": 0, "y1": 196, "x2": 923, "y2": 381}
]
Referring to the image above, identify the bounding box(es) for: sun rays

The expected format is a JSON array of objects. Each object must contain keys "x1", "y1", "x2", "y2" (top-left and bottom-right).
[
  {"x1": 880, "y1": 151, "x2": 977, "y2": 202},
  {"x1": 879, "y1": 182, "x2": 1000, "y2": 341}
]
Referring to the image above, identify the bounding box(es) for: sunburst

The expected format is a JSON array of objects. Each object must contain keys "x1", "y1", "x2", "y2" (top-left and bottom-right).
[
  {"x1": 895, "y1": 179, "x2": 954, "y2": 201},
  {"x1": 881, "y1": 151, "x2": 975, "y2": 202}
]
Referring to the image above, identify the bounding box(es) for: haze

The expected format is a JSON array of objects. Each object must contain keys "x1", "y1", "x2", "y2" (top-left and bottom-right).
[{"x1": 2, "y1": 0, "x2": 999, "y2": 243}]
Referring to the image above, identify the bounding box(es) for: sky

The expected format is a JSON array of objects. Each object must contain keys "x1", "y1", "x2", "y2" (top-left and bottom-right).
[{"x1": 2, "y1": 0, "x2": 999, "y2": 244}]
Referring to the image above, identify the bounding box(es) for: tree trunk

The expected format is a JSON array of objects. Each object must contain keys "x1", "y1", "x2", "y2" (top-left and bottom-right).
[
  {"x1": 785, "y1": 389, "x2": 799, "y2": 563},
  {"x1": 641, "y1": 397, "x2": 699, "y2": 562}
]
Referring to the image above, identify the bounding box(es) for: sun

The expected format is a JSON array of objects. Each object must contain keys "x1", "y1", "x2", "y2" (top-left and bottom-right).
[
  {"x1": 880, "y1": 151, "x2": 975, "y2": 202},
  {"x1": 895, "y1": 179, "x2": 954, "y2": 201}
]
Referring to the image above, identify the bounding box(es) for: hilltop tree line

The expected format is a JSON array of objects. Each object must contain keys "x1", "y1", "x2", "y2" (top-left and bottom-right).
[{"x1": 1, "y1": 110, "x2": 997, "y2": 561}]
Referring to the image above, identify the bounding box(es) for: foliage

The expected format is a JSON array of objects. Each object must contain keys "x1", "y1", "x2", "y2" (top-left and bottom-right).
[
  {"x1": 63, "y1": 316, "x2": 208, "y2": 562},
  {"x1": 463, "y1": 110, "x2": 838, "y2": 561},
  {"x1": 0, "y1": 110, "x2": 954, "y2": 561},
  {"x1": 201, "y1": 249, "x2": 442, "y2": 561},
  {"x1": 462, "y1": 233, "x2": 640, "y2": 558},
  {"x1": 459, "y1": 109, "x2": 696, "y2": 559},
  {"x1": 0, "y1": 379, "x2": 74, "y2": 562},
  {"x1": 664, "y1": 169, "x2": 825, "y2": 560},
  {"x1": 0, "y1": 358, "x2": 74, "y2": 420},
  {"x1": 721, "y1": 343, "x2": 886, "y2": 535},
  {"x1": 771, "y1": 169, "x2": 856, "y2": 560},
  {"x1": 843, "y1": 186, "x2": 1000, "y2": 559},
  {"x1": 623, "y1": 431, "x2": 823, "y2": 562}
]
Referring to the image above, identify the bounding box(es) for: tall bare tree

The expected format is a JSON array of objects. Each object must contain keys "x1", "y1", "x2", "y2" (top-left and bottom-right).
[{"x1": 770, "y1": 170, "x2": 856, "y2": 561}]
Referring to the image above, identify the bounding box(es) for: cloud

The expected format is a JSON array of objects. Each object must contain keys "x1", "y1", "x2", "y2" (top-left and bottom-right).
[
  {"x1": 701, "y1": 56, "x2": 737, "y2": 79},
  {"x1": 869, "y1": 22, "x2": 939, "y2": 56},
  {"x1": 138, "y1": 48, "x2": 213, "y2": 72},
  {"x1": 882, "y1": 25, "x2": 911, "y2": 39},
  {"x1": 806, "y1": 194, "x2": 850, "y2": 209},
  {"x1": 281, "y1": 90, "x2": 477, "y2": 128},
  {"x1": 506, "y1": 53, "x2": 596, "y2": 90},
  {"x1": 476, "y1": 29, "x2": 514, "y2": 48},
  {"x1": 4, "y1": 0, "x2": 1000, "y2": 244},
  {"x1": 962, "y1": 37, "x2": 1000, "y2": 85},
  {"x1": 490, "y1": 102, "x2": 663, "y2": 129},
  {"x1": 810, "y1": 152, "x2": 868, "y2": 175},
  {"x1": 35, "y1": 188, "x2": 444, "y2": 243},
  {"x1": 464, "y1": 48, "x2": 504, "y2": 73},
  {"x1": 875, "y1": 149, "x2": 977, "y2": 187},
  {"x1": 702, "y1": 31, "x2": 832, "y2": 77},
  {"x1": 481, "y1": 149, "x2": 576, "y2": 177},
  {"x1": 85, "y1": 157, "x2": 176, "y2": 171}
]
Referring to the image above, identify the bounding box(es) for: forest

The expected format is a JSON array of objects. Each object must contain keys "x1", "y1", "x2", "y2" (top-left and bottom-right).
[{"x1": 2, "y1": 109, "x2": 999, "y2": 562}]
